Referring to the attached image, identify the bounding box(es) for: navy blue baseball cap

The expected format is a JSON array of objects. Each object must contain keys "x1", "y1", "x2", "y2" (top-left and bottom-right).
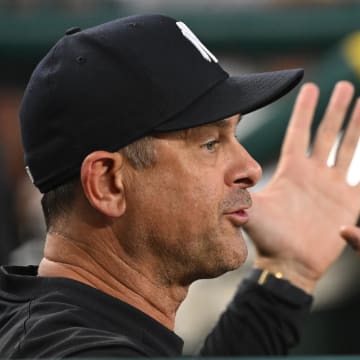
[{"x1": 20, "y1": 14, "x2": 303, "y2": 193}]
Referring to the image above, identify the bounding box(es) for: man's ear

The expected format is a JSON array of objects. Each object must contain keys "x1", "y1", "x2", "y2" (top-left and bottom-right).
[{"x1": 80, "y1": 151, "x2": 127, "y2": 217}]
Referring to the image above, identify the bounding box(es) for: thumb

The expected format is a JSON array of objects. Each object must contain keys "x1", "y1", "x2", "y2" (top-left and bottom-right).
[
  {"x1": 340, "y1": 225, "x2": 360, "y2": 252},
  {"x1": 245, "y1": 192, "x2": 262, "y2": 229}
]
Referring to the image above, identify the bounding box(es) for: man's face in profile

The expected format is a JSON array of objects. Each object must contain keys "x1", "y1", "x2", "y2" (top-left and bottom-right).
[{"x1": 120, "y1": 114, "x2": 262, "y2": 286}]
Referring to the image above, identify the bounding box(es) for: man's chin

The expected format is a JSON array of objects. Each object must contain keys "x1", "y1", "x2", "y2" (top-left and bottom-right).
[
  {"x1": 178, "y1": 232, "x2": 248, "y2": 285},
  {"x1": 195, "y1": 246, "x2": 248, "y2": 282},
  {"x1": 223, "y1": 245, "x2": 248, "y2": 272},
  {"x1": 226, "y1": 232, "x2": 248, "y2": 264}
]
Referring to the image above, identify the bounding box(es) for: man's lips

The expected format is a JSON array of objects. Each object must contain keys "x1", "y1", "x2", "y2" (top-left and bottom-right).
[
  {"x1": 221, "y1": 189, "x2": 252, "y2": 226},
  {"x1": 224, "y1": 208, "x2": 249, "y2": 226}
]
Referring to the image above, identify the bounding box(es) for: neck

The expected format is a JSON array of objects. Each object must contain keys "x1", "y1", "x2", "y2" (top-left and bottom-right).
[{"x1": 38, "y1": 231, "x2": 188, "y2": 330}]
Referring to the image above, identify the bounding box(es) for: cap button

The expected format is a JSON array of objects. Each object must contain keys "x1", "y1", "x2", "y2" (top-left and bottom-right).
[{"x1": 65, "y1": 27, "x2": 81, "y2": 35}]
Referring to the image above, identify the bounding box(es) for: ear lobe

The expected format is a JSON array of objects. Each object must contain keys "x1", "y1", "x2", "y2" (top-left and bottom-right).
[{"x1": 80, "y1": 151, "x2": 126, "y2": 217}]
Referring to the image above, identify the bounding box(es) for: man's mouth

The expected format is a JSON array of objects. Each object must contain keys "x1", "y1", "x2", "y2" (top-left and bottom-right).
[{"x1": 224, "y1": 208, "x2": 249, "y2": 226}]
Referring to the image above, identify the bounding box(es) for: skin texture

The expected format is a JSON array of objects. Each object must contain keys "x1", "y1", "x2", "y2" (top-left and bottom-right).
[
  {"x1": 120, "y1": 118, "x2": 261, "y2": 286},
  {"x1": 38, "y1": 80, "x2": 360, "y2": 330}
]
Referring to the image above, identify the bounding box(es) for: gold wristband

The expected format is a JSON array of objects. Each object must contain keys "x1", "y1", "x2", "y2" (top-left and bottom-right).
[
  {"x1": 247, "y1": 268, "x2": 312, "y2": 305},
  {"x1": 257, "y1": 269, "x2": 283, "y2": 285}
]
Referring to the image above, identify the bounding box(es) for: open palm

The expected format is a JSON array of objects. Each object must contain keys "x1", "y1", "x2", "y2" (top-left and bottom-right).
[{"x1": 245, "y1": 82, "x2": 360, "y2": 292}]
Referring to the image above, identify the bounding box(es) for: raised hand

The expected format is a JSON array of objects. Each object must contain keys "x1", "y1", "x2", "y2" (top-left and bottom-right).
[{"x1": 245, "y1": 81, "x2": 360, "y2": 293}]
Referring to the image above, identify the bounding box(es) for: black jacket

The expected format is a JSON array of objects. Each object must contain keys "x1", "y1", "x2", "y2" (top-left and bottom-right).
[{"x1": 0, "y1": 265, "x2": 312, "y2": 358}]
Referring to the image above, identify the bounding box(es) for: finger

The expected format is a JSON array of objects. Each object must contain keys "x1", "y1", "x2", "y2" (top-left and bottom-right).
[
  {"x1": 281, "y1": 83, "x2": 319, "y2": 157},
  {"x1": 340, "y1": 225, "x2": 360, "y2": 252},
  {"x1": 311, "y1": 81, "x2": 354, "y2": 162},
  {"x1": 336, "y1": 97, "x2": 360, "y2": 171}
]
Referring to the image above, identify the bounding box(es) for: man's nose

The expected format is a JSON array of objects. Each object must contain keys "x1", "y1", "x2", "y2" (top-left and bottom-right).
[{"x1": 228, "y1": 142, "x2": 262, "y2": 188}]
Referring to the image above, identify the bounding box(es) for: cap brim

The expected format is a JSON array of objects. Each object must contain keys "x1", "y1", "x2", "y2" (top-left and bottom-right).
[{"x1": 155, "y1": 68, "x2": 303, "y2": 132}]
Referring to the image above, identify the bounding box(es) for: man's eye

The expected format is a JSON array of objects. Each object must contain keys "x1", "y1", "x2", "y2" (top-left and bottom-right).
[{"x1": 202, "y1": 140, "x2": 219, "y2": 152}]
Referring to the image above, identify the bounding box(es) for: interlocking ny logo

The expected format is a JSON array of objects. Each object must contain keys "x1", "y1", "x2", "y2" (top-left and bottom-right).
[{"x1": 176, "y1": 21, "x2": 218, "y2": 63}]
